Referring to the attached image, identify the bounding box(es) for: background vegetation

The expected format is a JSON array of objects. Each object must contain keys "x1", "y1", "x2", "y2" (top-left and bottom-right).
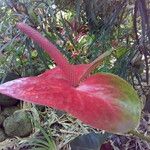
[{"x1": 0, "y1": 0, "x2": 150, "y2": 149}]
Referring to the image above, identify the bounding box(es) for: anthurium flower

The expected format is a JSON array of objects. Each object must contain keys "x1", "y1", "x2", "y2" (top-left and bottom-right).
[{"x1": 0, "y1": 23, "x2": 142, "y2": 134}]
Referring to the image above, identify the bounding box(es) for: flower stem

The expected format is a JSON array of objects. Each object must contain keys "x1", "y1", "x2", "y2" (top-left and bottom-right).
[{"x1": 78, "y1": 49, "x2": 113, "y2": 83}]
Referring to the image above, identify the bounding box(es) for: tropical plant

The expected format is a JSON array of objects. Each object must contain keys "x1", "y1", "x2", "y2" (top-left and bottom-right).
[
  {"x1": 0, "y1": 0, "x2": 150, "y2": 149},
  {"x1": 0, "y1": 23, "x2": 142, "y2": 134}
]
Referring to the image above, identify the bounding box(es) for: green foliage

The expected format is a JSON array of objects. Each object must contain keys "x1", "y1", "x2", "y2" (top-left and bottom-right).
[
  {"x1": 30, "y1": 121, "x2": 57, "y2": 150},
  {"x1": 0, "y1": 0, "x2": 149, "y2": 148}
]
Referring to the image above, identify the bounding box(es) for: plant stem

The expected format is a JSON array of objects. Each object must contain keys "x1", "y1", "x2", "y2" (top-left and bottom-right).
[
  {"x1": 78, "y1": 49, "x2": 113, "y2": 83},
  {"x1": 128, "y1": 130, "x2": 150, "y2": 143}
]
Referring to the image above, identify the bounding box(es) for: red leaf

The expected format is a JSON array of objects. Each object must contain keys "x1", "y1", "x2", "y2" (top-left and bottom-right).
[
  {"x1": 0, "y1": 65, "x2": 89, "y2": 110},
  {"x1": 75, "y1": 74, "x2": 141, "y2": 133},
  {"x1": 0, "y1": 69, "x2": 142, "y2": 133},
  {"x1": 0, "y1": 23, "x2": 142, "y2": 134}
]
